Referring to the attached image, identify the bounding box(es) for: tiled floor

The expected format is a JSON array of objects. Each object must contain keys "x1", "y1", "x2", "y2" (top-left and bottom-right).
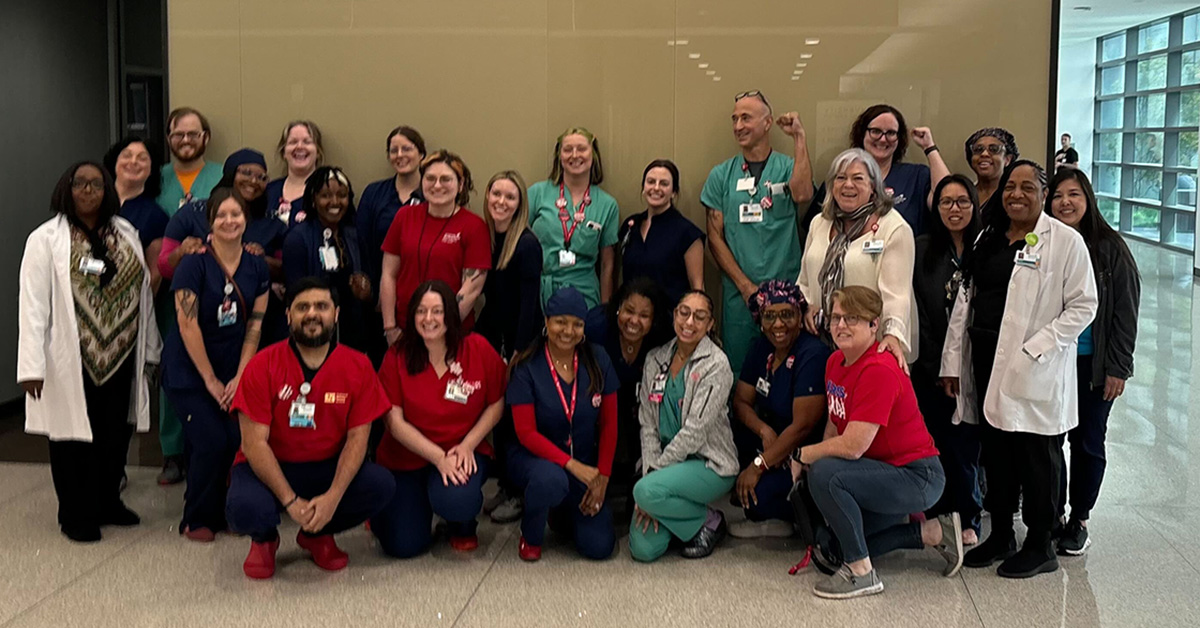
[{"x1": 1, "y1": 240, "x2": 1198, "y2": 627}]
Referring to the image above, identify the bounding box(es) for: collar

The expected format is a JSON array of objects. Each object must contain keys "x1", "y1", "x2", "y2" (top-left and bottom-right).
[{"x1": 289, "y1": 338, "x2": 338, "y2": 381}]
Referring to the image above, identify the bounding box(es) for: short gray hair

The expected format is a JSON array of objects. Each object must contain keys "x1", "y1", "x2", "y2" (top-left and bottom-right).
[{"x1": 820, "y1": 148, "x2": 894, "y2": 219}]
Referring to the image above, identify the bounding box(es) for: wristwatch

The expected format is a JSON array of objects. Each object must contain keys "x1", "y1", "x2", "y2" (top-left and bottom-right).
[{"x1": 753, "y1": 455, "x2": 768, "y2": 471}]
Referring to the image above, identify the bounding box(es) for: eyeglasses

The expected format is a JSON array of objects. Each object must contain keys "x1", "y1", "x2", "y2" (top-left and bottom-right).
[
  {"x1": 761, "y1": 309, "x2": 798, "y2": 325},
  {"x1": 388, "y1": 145, "x2": 419, "y2": 156},
  {"x1": 71, "y1": 179, "x2": 105, "y2": 193},
  {"x1": 675, "y1": 306, "x2": 712, "y2": 323},
  {"x1": 236, "y1": 167, "x2": 269, "y2": 183},
  {"x1": 937, "y1": 197, "x2": 974, "y2": 210},
  {"x1": 971, "y1": 144, "x2": 1006, "y2": 156},
  {"x1": 168, "y1": 131, "x2": 204, "y2": 142},
  {"x1": 865, "y1": 127, "x2": 899, "y2": 141},
  {"x1": 735, "y1": 90, "x2": 771, "y2": 110},
  {"x1": 423, "y1": 174, "x2": 459, "y2": 186},
  {"x1": 827, "y1": 314, "x2": 863, "y2": 328}
]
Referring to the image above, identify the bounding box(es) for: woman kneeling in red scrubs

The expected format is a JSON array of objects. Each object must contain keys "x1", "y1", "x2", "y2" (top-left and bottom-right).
[{"x1": 371, "y1": 280, "x2": 507, "y2": 556}]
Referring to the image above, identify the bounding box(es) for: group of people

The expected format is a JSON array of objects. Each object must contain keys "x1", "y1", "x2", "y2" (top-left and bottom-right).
[{"x1": 17, "y1": 94, "x2": 1140, "y2": 600}]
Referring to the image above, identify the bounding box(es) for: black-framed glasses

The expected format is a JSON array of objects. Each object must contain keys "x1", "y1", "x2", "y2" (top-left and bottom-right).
[
  {"x1": 937, "y1": 197, "x2": 974, "y2": 210},
  {"x1": 761, "y1": 309, "x2": 799, "y2": 325},
  {"x1": 865, "y1": 127, "x2": 899, "y2": 141},
  {"x1": 168, "y1": 131, "x2": 204, "y2": 142},
  {"x1": 235, "y1": 167, "x2": 269, "y2": 183},
  {"x1": 71, "y1": 179, "x2": 105, "y2": 193},
  {"x1": 735, "y1": 90, "x2": 771, "y2": 110},
  {"x1": 971, "y1": 144, "x2": 1006, "y2": 156}
]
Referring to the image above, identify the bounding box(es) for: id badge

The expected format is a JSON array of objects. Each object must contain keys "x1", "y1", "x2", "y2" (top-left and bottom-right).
[
  {"x1": 739, "y1": 203, "x2": 764, "y2": 224},
  {"x1": 319, "y1": 245, "x2": 339, "y2": 271},
  {"x1": 735, "y1": 177, "x2": 756, "y2": 192},
  {"x1": 862, "y1": 240, "x2": 885, "y2": 254},
  {"x1": 558, "y1": 249, "x2": 577, "y2": 268},
  {"x1": 288, "y1": 400, "x2": 316, "y2": 429},
  {"x1": 1015, "y1": 250, "x2": 1041, "y2": 268},
  {"x1": 755, "y1": 377, "x2": 772, "y2": 397},
  {"x1": 217, "y1": 298, "x2": 238, "y2": 327},
  {"x1": 444, "y1": 381, "x2": 469, "y2": 404},
  {"x1": 78, "y1": 257, "x2": 106, "y2": 276}
]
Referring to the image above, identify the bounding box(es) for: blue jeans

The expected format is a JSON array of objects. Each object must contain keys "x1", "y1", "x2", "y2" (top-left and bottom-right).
[
  {"x1": 371, "y1": 453, "x2": 489, "y2": 558},
  {"x1": 808, "y1": 456, "x2": 945, "y2": 563}
]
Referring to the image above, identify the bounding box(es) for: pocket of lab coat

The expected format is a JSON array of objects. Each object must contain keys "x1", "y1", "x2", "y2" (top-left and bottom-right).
[{"x1": 1000, "y1": 347, "x2": 1063, "y2": 402}]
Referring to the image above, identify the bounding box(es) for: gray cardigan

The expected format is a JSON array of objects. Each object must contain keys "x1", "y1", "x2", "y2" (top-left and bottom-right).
[{"x1": 638, "y1": 335, "x2": 739, "y2": 477}]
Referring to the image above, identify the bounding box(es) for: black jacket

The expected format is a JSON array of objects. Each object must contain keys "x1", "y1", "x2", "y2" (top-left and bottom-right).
[
  {"x1": 911, "y1": 234, "x2": 960, "y2": 385},
  {"x1": 1088, "y1": 237, "x2": 1140, "y2": 388}
]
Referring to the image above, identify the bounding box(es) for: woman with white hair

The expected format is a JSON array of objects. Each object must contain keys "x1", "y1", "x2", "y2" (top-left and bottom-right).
[{"x1": 796, "y1": 148, "x2": 917, "y2": 367}]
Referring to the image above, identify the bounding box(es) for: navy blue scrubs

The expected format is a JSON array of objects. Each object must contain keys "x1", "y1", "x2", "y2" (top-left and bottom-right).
[
  {"x1": 265, "y1": 178, "x2": 305, "y2": 227},
  {"x1": 163, "y1": 250, "x2": 270, "y2": 534},
  {"x1": 506, "y1": 345, "x2": 620, "y2": 557},
  {"x1": 736, "y1": 333, "x2": 830, "y2": 522},
  {"x1": 592, "y1": 316, "x2": 660, "y2": 492},
  {"x1": 120, "y1": 193, "x2": 168, "y2": 250},
  {"x1": 356, "y1": 177, "x2": 425, "y2": 293},
  {"x1": 281, "y1": 219, "x2": 369, "y2": 352},
  {"x1": 802, "y1": 161, "x2": 933, "y2": 236},
  {"x1": 618, "y1": 207, "x2": 704, "y2": 305}
]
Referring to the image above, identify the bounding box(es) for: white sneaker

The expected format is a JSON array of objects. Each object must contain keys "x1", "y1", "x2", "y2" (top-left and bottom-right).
[{"x1": 729, "y1": 519, "x2": 794, "y2": 539}]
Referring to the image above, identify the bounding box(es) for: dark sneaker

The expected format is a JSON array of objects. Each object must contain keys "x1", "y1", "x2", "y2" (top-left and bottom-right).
[
  {"x1": 157, "y1": 456, "x2": 185, "y2": 486},
  {"x1": 934, "y1": 513, "x2": 964, "y2": 577},
  {"x1": 998, "y1": 545, "x2": 1059, "y2": 578},
  {"x1": 813, "y1": 565, "x2": 884, "y2": 599},
  {"x1": 61, "y1": 524, "x2": 101, "y2": 543},
  {"x1": 99, "y1": 503, "x2": 141, "y2": 527},
  {"x1": 963, "y1": 533, "x2": 1017, "y2": 568},
  {"x1": 1057, "y1": 519, "x2": 1091, "y2": 556},
  {"x1": 680, "y1": 510, "x2": 727, "y2": 559}
]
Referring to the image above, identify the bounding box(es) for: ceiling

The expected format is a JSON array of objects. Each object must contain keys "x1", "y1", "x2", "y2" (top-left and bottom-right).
[{"x1": 1060, "y1": 0, "x2": 1199, "y2": 42}]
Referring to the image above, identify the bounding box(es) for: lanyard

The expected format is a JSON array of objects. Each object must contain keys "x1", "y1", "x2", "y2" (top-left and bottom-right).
[
  {"x1": 544, "y1": 345, "x2": 578, "y2": 429},
  {"x1": 417, "y1": 206, "x2": 456, "y2": 279},
  {"x1": 556, "y1": 183, "x2": 590, "y2": 251}
]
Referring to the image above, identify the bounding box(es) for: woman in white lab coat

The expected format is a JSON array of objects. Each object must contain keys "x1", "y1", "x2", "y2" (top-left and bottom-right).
[
  {"x1": 939, "y1": 160, "x2": 1096, "y2": 579},
  {"x1": 17, "y1": 161, "x2": 161, "y2": 543}
]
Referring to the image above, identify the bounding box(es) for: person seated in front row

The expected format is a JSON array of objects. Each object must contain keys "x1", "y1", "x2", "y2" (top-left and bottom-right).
[
  {"x1": 371, "y1": 280, "x2": 507, "y2": 557},
  {"x1": 506, "y1": 287, "x2": 620, "y2": 561},
  {"x1": 730, "y1": 280, "x2": 830, "y2": 539},
  {"x1": 227, "y1": 277, "x2": 396, "y2": 579},
  {"x1": 794, "y1": 286, "x2": 961, "y2": 600},
  {"x1": 631, "y1": 290, "x2": 738, "y2": 562}
]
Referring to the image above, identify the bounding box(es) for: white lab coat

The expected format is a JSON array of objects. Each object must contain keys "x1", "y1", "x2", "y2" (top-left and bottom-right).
[
  {"x1": 940, "y1": 212, "x2": 1097, "y2": 436},
  {"x1": 17, "y1": 214, "x2": 162, "y2": 442}
]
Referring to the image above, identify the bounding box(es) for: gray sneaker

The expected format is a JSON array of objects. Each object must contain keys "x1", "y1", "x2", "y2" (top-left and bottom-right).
[
  {"x1": 813, "y1": 565, "x2": 884, "y2": 599},
  {"x1": 934, "y1": 512, "x2": 964, "y2": 577},
  {"x1": 490, "y1": 495, "x2": 524, "y2": 524}
]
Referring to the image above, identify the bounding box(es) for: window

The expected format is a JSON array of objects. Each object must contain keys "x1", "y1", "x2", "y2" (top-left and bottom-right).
[{"x1": 1093, "y1": 10, "x2": 1200, "y2": 252}]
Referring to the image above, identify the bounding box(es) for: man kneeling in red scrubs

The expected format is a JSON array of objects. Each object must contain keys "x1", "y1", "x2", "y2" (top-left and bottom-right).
[{"x1": 227, "y1": 276, "x2": 396, "y2": 579}]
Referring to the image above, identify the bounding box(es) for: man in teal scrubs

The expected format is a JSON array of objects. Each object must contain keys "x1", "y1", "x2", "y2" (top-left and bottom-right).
[
  {"x1": 157, "y1": 107, "x2": 223, "y2": 217},
  {"x1": 702, "y1": 91, "x2": 813, "y2": 373}
]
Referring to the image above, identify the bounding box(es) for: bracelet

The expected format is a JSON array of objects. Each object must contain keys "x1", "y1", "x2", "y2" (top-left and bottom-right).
[
  {"x1": 923, "y1": 144, "x2": 939, "y2": 156},
  {"x1": 283, "y1": 495, "x2": 299, "y2": 509}
]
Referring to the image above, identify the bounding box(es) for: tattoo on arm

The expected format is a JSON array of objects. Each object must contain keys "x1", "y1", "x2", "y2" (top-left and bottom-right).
[
  {"x1": 249, "y1": 312, "x2": 265, "y2": 321},
  {"x1": 177, "y1": 290, "x2": 199, "y2": 320},
  {"x1": 463, "y1": 268, "x2": 482, "y2": 281}
]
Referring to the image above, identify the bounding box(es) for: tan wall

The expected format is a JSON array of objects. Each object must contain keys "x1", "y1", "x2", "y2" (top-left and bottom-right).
[{"x1": 169, "y1": 0, "x2": 1051, "y2": 270}]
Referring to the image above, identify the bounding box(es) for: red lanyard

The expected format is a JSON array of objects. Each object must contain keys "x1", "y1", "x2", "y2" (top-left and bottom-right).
[
  {"x1": 556, "y1": 184, "x2": 590, "y2": 251},
  {"x1": 544, "y1": 345, "x2": 578, "y2": 426}
]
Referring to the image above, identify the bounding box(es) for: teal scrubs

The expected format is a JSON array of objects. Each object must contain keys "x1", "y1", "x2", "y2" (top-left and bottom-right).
[
  {"x1": 156, "y1": 162, "x2": 224, "y2": 217},
  {"x1": 528, "y1": 180, "x2": 619, "y2": 309},
  {"x1": 700, "y1": 151, "x2": 802, "y2": 373},
  {"x1": 658, "y1": 369, "x2": 688, "y2": 446}
]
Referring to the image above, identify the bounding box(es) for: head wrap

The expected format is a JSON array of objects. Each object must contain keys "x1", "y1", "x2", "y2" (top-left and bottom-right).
[
  {"x1": 748, "y1": 280, "x2": 806, "y2": 325},
  {"x1": 223, "y1": 148, "x2": 267, "y2": 177},
  {"x1": 545, "y1": 286, "x2": 588, "y2": 321}
]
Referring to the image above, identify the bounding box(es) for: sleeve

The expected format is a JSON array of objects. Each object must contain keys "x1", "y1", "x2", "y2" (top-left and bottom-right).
[
  {"x1": 638, "y1": 356, "x2": 665, "y2": 470},
  {"x1": 282, "y1": 227, "x2": 311, "y2": 288},
  {"x1": 684, "y1": 216, "x2": 706, "y2": 247},
  {"x1": 846, "y1": 364, "x2": 901, "y2": 427},
  {"x1": 158, "y1": 238, "x2": 180, "y2": 279},
  {"x1": 253, "y1": 256, "x2": 271, "y2": 297},
  {"x1": 796, "y1": 218, "x2": 821, "y2": 303},
  {"x1": 599, "y1": 199, "x2": 620, "y2": 248},
  {"x1": 144, "y1": 206, "x2": 169, "y2": 244},
  {"x1": 699, "y1": 164, "x2": 726, "y2": 210},
  {"x1": 463, "y1": 214, "x2": 492, "y2": 270},
  {"x1": 940, "y1": 284, "x2": 970, "y2": 379},
  {"x1": 877, "y1": 220, "x2": 917, "y2": 353},
  {"x1": 514, "y1": 235, "x2": 544, "y2": 353},
  {"x1": 739, "y1": 339, "x2": 766, "y2": 385},
  {"x1": 377, "y1": 349, "x2": 405, "y2": 407},
  {"x1": 599, "y1": 349, "x2": 620, "y2": 395},
  {"x1": 170, "y1": 254, "x2": 205, "y2": 295},
  {"x1": 230, "y1": 353, "x2": 274, "y2": 425},
  {"x1": 162, "y1": 209, "x2": 192, "y2": 243},
  {"x1": 380, "y1": 208, "x2": 405, "y2": 256},
  {"x1": 801, "y1": 183, "x2": 826, "y2": 232},
  {"x1": 478, "y1": 337, "x2": 507, "y2": 404},
  {"x1": 526, "y1": 184, "x2": 545, "y2": 227},
  {"x1": 1068, "y1": 148, "x2": 1080, "y2": 164},
  {"x1": 597, "y1": 392, "x2": 618, "y2": 476},
  {"x1": 355, "y1": 184, "x2": 377, "y2": 263},
  {"x1": 1022, "y1": 231, "x2": 1099, "y2": 361},
  {"x1": 657, "y1": 353, "x2": 735, "y2": 467},
  {"x1": 264, "y1": 220, "x2": 287, "y2": 258},
  {"x1": 17, "y1": 229, "x2": 52, "y2": 382},
  {"x1": 791, "y1": 342, "x2": 831, "y2": 397},
  {"x1": 505, "y1": 361, "x2": 537, "y2": 406},
  {"x1": 512, "y1": 403, "x2": 570, "y2": 467},
  {"x1": 348, "y1": 356, "x2": 393, "y2": 428},
  {"x1": 1103, "y1": 247, "x2": 1140, "y2": 380},
  {"x1": 913, "y1": 166, "x2": 932, "y2": 233}
]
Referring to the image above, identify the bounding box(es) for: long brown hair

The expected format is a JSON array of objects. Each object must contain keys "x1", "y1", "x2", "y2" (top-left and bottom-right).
[
  {"x1": 401, "y1": 280, "x2": 464, "y2": 375},
  {"x1": 548, "y1": 127, "x2": 604, "y2": 185},
  {"x1": 484, "y1": 170, "x2": 530, "y2": 270}
]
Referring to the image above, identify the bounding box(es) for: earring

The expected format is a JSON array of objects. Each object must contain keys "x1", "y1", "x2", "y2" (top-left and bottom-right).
[{"x1": 542, "y1": 326, "x2": 548, "y2": 337}]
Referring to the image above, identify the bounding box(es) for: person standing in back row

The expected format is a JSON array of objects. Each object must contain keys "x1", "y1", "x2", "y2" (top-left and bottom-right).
[{"x1": 157, "y1": 107, "x2": 223, "y2": 216}]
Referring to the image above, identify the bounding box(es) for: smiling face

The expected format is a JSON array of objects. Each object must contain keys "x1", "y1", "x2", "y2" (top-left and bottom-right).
[
  {"x1": 211, "y1": 197, "x2": 247, "y2": 242},
  {"x1": 558, "y1": 134, "x2": 593, "y2": 179},
  {"x1": 422, "y1": 162, "x2": 462, "y2": 207},
  {"x1": 314, "y1": 178, "x2": 350, "y2": 225},
  {"x1": 936, "y1": 182, "x2": 974, "y2": 235},
  {"x1": 388, "y1": 133, "x2": 422, "y2": 176},
  {"x1": 115, "y1": 142, "x2": 151, "y2": 187},
  {"x1": 673, "y1": 294, "x2": 714, "y2": 346},
  {"x1": 760, "y1": 303, "x2": 801, "y2": 350},
  {"x1": 486, "y1": 177, "x2": 520, "y2": 226},
  {"x1": 284, "y1": 125, "x2": 317, "y2": 172},
  {"x1": 829, "y1": 299, "x2": 875, "y2": 354},
  {"x1": 546, "y1": 314, "x2": 585, "y2": 354},
  {"x1": 288, "y1": 288, "x2": 338, "y2": 347},
  {"x1": 642, "y1": 167, "x2": 675, "y2": 211},
  {"x1": 414, "y1": 290, "x2": 446, "y2": 343},
  {"x1": 1050, "y1": 177, "x2": 1088, "y2": 229},
  {"x1": 71, "y1": 164, "x2": 105, "y2": 217},
  {"x1": 863, "y1": 112, "x2": 899, "y2": 166},
  {"x1": 731, "y1": 97, "x2": 771, "y2": 149},
  {"x1": 233, "y1": 163, "x2": 268, "y2": 202},
  {"x1": 832, "y1": 160, "x2": 874, "y2": 212},
  {"x1": 1003, "y1": 165, "x2": 1046, "y2": 226},
  {"x1": 616, "y1": 294, "x2": 654, "y2": 344},
  {"x1": 970, "y1": 136, "x2": 1009, "y2": 180},
  {"x1": 168, "y1": 113, "x2": 207, "y2": 162}
]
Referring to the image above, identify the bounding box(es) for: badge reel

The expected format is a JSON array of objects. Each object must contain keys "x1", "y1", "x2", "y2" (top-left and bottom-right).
[
  {"x1": 217, "y1": 282, "x2": 238, "y2": 327},
  {"x1": 1015, "y1": 233, "x2": 1041, "y2": 268},
  {"x1": 319, "y1": 228, "x2": 339, "y2": 271},
  {"x1": 79, "y1": 257, "x2": 106, "y2": 276},
  {"x1": 289, "y1": 382, "x2": 316, "y2": 429}
]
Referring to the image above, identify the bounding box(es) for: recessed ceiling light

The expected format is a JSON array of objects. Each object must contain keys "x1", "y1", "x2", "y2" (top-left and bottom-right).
[
  {"x1": 676, "y1": 39, "x2": 689, "y2": 45},
  {"x1": 713, "y1": 76, "x2": 722, "y2": 81},
  {"x1": 795, "y1": 63, "x2": 807, "y2": 68},
  {"x1": 706, "y1": 70, "x2": 716, "y2": 75},
  {"x1": 666, "y1": 40, "x2": 675, "y2": 46},
  {"x1": 688, "y1": 53, "x2": 701, "y2": 59},
  {"x1": 793, "y1": 70, "x2": 804, "y2": 75},
  {"x1": 699, "y1": 63, "x2": 709, "y2": 68},
  {"x1": 805, "y1": 38, "x2": 820, "y2": 45},
  {"x1": 791, "y1": 76, "x2": 801, "y2": 81},
  {"x1": 800, "y1": 53, "x2": 813, "y2": 59}
]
